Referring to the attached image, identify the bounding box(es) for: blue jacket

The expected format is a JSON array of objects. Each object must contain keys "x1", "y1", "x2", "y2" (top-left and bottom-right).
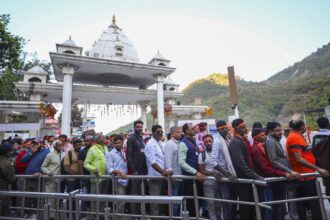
[
  {"x1": 20, "y1": 148, "x2": 50, "y2": 175},
  {"x1": 181, "y1": 137, "x2": 199, "y2": 175}
]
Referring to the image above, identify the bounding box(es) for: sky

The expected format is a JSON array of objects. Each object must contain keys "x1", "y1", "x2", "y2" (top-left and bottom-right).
[{"x1": 1, "y1": 0, "x2": 330, "y2": 132}]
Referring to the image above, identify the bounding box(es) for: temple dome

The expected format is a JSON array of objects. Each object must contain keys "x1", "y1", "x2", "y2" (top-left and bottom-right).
[
  {"x1": 62, "y1": 36, "x2": 78, "y2": 47},
  {"x1": 90, "y1": 15, "x2": 139, "y2": 62}
]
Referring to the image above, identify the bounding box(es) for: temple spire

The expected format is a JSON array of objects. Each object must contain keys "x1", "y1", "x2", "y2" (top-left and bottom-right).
[{"x1": 112, "y1": 14, "x2": 116, "y2": 24}]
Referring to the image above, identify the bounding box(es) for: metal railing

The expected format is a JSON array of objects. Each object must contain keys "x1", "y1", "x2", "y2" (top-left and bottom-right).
[{"x1": 1, "y1": 173, "x2": 328, "y2": 220}]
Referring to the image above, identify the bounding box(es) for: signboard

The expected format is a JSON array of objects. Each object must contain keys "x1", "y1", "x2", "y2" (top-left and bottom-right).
[
  {"x1": 178, "y1": 119, "x2": 217, "y2": 135},
  {"x1": 228, "y1": 66, "x2": 238, "y2": 106},
  {"x1": 0, "y1": 123, "x2": 40, "y2": 132}
]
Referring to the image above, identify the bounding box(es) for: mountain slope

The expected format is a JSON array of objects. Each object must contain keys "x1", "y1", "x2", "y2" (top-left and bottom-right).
[
  {"x1": 110, "y1": 42, "x2": 330, "y2": 133},
  {"x1": 181, "y1": 42, "x2": 330, "y2": 128}
]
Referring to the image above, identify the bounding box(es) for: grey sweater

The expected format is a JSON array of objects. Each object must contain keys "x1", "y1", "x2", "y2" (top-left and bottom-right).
[{"x1": 265, "y1": 134, "x2": 292, "y2": 173}]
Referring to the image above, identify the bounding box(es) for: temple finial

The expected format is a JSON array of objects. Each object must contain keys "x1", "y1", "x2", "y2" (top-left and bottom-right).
[{"x1": 112, "y1": 14, "x2": 116, "y2": 24}]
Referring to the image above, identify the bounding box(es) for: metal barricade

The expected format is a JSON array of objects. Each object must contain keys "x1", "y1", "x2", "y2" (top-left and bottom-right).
[
  {"x1": 9, "y1": 172, "x2": 329, "y2": 220},
  {"x1": 0, "y1": 191, "x2": 71, "y2": 220},
  {"x1": 75, "y1": 194, "x2": 186, "y2": 220}
]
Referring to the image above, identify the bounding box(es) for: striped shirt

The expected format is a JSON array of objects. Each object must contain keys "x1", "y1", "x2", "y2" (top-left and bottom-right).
[
  {"x1": 84, "y1": 144, "x2": 108, "y2": 182},
  {"x1": 210, "y1": 133, "x2": 236, "y2": 176}
]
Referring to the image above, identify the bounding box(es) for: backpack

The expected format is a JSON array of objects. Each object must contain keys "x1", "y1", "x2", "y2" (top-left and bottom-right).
[
  {"x1": 61, "y1": 151, "x2": 73, "y2": 175},
  {"x1": 312, "y1": 136, "x2": 330, "y2": 171}
]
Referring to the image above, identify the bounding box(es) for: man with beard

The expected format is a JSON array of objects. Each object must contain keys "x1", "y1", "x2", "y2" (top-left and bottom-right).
[
  {"x1": 228, "y1": 119, "x2": 263, "y2": 220},
  {"x1": 127, "y1": 120, "x2": 148, "y2": 215},
  {"x1": 178, "y1": 123, "x2": 205, "y2": 217},
  {"x1": 252, "y1": 128, "x2": 298, "y2": 220},
  {"x1": 198, "y1": 135, "x2": 222, "y2": 220},
  {"x1": 265, "y1": 122, "x2": 300, "y2": 220},
  {"x1": 64, "y1": 139, "x2": 82, "y2": 192},
  {"x1": 287, "y1": 120, "x2": 329, "y2": 220},
  {"x1": 210, "y1": 120, "x2": 237, "y2": 220}
]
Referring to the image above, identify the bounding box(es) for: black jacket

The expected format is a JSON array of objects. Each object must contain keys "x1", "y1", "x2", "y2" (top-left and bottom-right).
[
  {"x1": 127, "y1": 133, "x2": 147, "y2": 175},
  {"x1": 228, "y1": 136, "x2": 262, "y2": 180}
]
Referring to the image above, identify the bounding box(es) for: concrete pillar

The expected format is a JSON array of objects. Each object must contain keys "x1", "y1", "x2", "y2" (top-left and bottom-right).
[
  {"x1": 155, "y1": 74, "x2": 165, "y2": 129},
  {"x1": 61, "y1": 66, "x2": 74, "y2": 137},
  {"x1": 139, "y1": 101, "x2": 149, "y2": 130}
]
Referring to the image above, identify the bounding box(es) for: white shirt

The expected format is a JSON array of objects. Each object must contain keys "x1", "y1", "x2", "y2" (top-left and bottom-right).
[
  {"x1": 107, "y1": 148, "x2": 128, "y2": 186},
  {"x1": 165, "y1": 138, "x2": 181, "y2": 175},
  {"x1": 144, "y1": 137, "x2": 166, "y2": 176},
  {"x1": 198, "y1": 150, "x2": 215, "y2": 185},
  {"x1": 279, "y1": 136, "x2": 288, "y2": 157}
]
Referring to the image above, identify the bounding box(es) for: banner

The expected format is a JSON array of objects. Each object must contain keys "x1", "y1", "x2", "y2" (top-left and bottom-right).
[{"x1": 0, "y1": 123, "x2": 40, "y2": 131}]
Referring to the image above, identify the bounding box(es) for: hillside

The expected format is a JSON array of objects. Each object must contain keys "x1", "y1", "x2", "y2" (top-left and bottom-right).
[
  {"x1": 181, "y1": 42, "x2": 330, "y2": 128},
  {"x1": 109, "y1": 42, "x2": 330, "y2": 133}
]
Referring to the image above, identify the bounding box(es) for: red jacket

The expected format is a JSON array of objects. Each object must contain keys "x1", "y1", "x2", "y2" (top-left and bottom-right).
[
  {"x1": 15, "y1": 150, "x2": 28, "y2": 174},
  {"x1": 251, "y1": 141, "x2": 286, "y2": 177}
]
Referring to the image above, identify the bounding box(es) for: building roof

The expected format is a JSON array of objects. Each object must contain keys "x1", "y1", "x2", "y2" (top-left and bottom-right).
[
  {"x1": 62, "y1": 36, "x2": 78, "y2": 47},
  {"x1": 153, "y1": 51, "x2": 168, "y2": 60},
  {"x1": 165, "y1": 76, "x2": 178, "y2": 85},
  {"x1": 26, "y1": 65, "x2": 48, "y2": 75},
  {"x1": 89, "y1": 15, "x2": 139, "y2": 62}
]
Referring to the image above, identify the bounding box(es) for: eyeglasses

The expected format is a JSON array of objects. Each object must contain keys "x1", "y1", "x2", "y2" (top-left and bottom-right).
[{"x1": 156, "y1": 130, "x2": 164, "y2": 134}]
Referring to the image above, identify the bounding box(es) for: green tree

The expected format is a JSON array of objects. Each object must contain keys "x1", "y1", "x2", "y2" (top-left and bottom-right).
[{"x1": 0, "y1": 14, "x2": 26, "y2": 100}]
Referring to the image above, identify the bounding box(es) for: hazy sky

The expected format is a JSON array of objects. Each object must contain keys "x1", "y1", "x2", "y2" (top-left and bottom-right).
[{"x1": 1, "y1": 0, "x2": 330, "y2": 132}]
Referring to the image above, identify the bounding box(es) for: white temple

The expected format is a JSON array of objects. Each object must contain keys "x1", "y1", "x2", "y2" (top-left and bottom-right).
[{"x1": 8, "y1": 16, "x2": 210, "y2": 137}]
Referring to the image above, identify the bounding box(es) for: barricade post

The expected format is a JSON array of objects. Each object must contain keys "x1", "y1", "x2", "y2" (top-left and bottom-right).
[
  {"x1": 252, "y1": 183, "x2": 262, "y2": 220},
  {"x1": 315, "y1": 179, "x2": 327, "y2": 220},
  {"x1": 43, "y1": 203, "x2": 50, "y2": 220},
  {"x1": 192, "y1": 179, "x2": 200, "y2": 220},
  {"x1": 104, "y1": 207, "x2": 111, "y2": 220}
]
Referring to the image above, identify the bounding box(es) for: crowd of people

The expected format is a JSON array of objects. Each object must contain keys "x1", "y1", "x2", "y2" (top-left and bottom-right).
[{"x1": 0, "y1": 117, "x2": 330, "y2": 220}]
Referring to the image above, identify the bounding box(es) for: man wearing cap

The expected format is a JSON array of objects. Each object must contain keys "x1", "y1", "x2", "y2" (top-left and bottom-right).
[
  {"x1": 127, "y1": 120, "x2": 148, "y2": 215},
  {"x1": 228, "y1": 119, "x2": 263, "y2": 220},
  {"x1": 0, "y1": 142, "x2": 15, "y2": 217},
  {"x1": 210, "y1": 120, "x2": 237, "y2": 220}
]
